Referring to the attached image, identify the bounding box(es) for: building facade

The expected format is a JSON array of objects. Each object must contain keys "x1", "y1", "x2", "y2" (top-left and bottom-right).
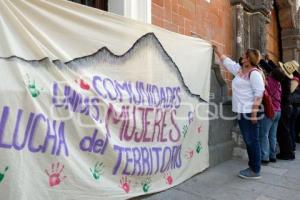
[{"x1": 69, "y1": 0, "x2": 300, "y2": 166}]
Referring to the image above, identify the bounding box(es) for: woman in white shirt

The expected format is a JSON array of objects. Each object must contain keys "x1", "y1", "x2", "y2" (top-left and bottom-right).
[{"x1": 214, "y1": 46, "x2": 265, "y2": 179}]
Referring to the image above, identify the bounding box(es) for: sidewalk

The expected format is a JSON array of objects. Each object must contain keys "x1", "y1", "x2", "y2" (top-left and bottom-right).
[{"x1": 138, "y1": 146, "x2": 300, "y2": 200}]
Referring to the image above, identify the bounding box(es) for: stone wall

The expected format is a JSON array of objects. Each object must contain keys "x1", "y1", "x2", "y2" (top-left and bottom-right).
[{"x1": 209, "y1": 59, "x2": 235, "y2": 166}]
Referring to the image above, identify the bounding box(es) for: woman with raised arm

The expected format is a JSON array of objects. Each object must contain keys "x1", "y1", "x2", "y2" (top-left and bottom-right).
[{"x1": 213, "y1": 46, "x2": 265, "y2": 179}]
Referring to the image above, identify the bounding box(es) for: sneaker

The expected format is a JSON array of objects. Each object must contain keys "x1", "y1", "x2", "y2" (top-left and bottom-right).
[
  {"x1": 269, "y1": 158, "x2": 277, "y2": 163},
  {"x1": 238, "y1": 168, "x2": 261, "y2": 180},
  {"x1": 277, "y1": 153, "x2": 295, "y2": 160}
]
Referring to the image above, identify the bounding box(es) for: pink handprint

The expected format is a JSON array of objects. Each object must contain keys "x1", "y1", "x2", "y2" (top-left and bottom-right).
[
  {"x1": 75, "y1": 79, "x2": 90, "y2": 90},
  {"x1": 164, "y1": 171, "x2": 173, "y2": 185},
  {"x1": 45, "y1": 162, "x2": 66, "y2": 187},
  {"x1": 197, "y1": 125, "x2": 202, "y2": 134},
  {"x1": 120, "y1": 176, "x2": 131, "y2": 193},
  {"x1": 184, "y1": 149, "x2": 194, "y2": 160}
]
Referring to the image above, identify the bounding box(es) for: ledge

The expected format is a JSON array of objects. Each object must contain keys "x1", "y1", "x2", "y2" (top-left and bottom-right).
[
  {"x1": 230, "y1": 0, "x2": 271, "y2": 17},
  {"x1": 211, "y1": 62, "x2": 232, "y2": 104}
]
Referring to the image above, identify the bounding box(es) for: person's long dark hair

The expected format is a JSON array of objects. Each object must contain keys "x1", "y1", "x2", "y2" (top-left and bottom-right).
[
  {"x1": 271, "y1": 67, "x2": 286, "y2": 82},
  {"x1": 293, "y1": 70, "x2": 300, "y2": 79}
]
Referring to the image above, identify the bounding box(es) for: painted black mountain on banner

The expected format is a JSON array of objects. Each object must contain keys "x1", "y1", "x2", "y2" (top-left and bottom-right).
[{"x1": 0, "y1": 33, "x2": 206, "y2": 102}]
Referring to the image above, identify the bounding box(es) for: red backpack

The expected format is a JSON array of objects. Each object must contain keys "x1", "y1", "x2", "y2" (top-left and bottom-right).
[{"x1": 249, "y1": 69, "x2": 275, "y2": 119}]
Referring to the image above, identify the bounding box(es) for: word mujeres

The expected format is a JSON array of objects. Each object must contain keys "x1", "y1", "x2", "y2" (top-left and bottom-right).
[
  {"x1": 76, "y1": 102, "x2": 181, "y2": 145},
  {"x1": 105, "y1": 103, "x2": 181, "y2": 143}
]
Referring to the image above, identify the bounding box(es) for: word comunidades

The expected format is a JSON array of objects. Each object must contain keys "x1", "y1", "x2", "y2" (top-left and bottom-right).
[{"x1": 52, "y1": 75, "x2": 181, "y2": 116}]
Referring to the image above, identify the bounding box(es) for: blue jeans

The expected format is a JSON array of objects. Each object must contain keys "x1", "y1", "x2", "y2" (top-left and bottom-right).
[
  {"x1": 259, "y1": 111, "x2": 281, "y2": 161},
  {"x1": 238, "y1": 113, "x2": 261, "y2": 173}
]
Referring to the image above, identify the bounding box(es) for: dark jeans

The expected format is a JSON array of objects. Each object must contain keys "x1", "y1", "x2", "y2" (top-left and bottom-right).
[
  {"x1": 238, "y1": 113, "x2": 261, "y2": 173},
  {"x1": 259, "y1": 111, "x2": 281, "y2": 161},
  {"x1": 290, "y1": 106, "x2": 300, "y2": 151},
  {"x1": 277, "y1": 106, "x2": 294, "y2": 157}
]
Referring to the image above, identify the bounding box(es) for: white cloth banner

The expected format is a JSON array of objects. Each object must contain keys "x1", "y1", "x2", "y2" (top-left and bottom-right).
[{"x1": 0, "y1": 0, "x2": 212, "y2": 199}]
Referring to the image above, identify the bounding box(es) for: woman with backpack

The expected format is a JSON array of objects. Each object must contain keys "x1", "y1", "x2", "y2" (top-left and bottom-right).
[
  {"x1": 214, "y1": 46, "x2": 265, "y2": 179},
  {"x1": 259, "y1": 67, "x2": 286, "y2": 164}
]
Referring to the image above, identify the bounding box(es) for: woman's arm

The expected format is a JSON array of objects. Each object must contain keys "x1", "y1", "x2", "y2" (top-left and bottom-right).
[
  {"x1": 291, "y1": 79, "x2": 299, "y2": 93},
  {"x1": 213, "y1": 45, "x2": 241, "y2": 75},
  {"x1": 249, "y1": 71, "x2": 265, "y2": 124},
  {"x1": 213, "y1": 45, "x2": 227, "y2": 61},
  {"x1": 251, "y1": 97, "x2": 263, "y2": 124}
]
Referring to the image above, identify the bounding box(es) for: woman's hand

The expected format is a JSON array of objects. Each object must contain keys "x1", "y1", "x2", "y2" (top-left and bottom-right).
[
  {"x1": 251, "y1": 96, "x2": 262, "y2": 124},
  {"x1": 213, "y1": 45, "x2": 227, "y2": 61},
  {"x1": 212, "y1": 45, "x2": 222, "y2": 58},
  {"x1": 251, "y1": 112, "x2": 258, "y2": 124}
]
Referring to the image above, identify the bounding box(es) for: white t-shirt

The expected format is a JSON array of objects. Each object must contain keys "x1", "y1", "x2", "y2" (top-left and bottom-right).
[{"x1": 223, "y1": 57, "x2": 265, "y2": 113}]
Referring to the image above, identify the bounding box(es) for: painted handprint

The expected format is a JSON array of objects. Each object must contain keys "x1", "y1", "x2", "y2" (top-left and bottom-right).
[
  {"x1": 164, "y1": 171, "x2": 173, "y2": 185},
  {"x1": 45, "y1": 162, "x2": 66, "y2": 187},
  {"x1": 120, "y1": 176, "x2": 131, "y2": 193},
  {"x1": 0, "y1": 166, "x2": 9, "y2": 183},
  {"x1": 75, "y1": 79, "x2": 90, "y2": 90},
  {"x1": 141, "y1": 177, "x2": 151, "y2": 193},
  {"x1": 196, "y1": 141, "x2": 203, "y2": 154},
  {"x1": 184, "y1": 149, "x2": 194, "y2": 160},
  {"x1": 197, "y1": 125, "x2": 202, "y2": 134},
  {"x1": 182, "y1": 125, "x2": 188, "y2": 138},
  {"x1": 90, "y1": 162, "x2": 104, "y2": 181},
  {"x1": 26, "y1": 74, "x2": 43, "y2": 98}
]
